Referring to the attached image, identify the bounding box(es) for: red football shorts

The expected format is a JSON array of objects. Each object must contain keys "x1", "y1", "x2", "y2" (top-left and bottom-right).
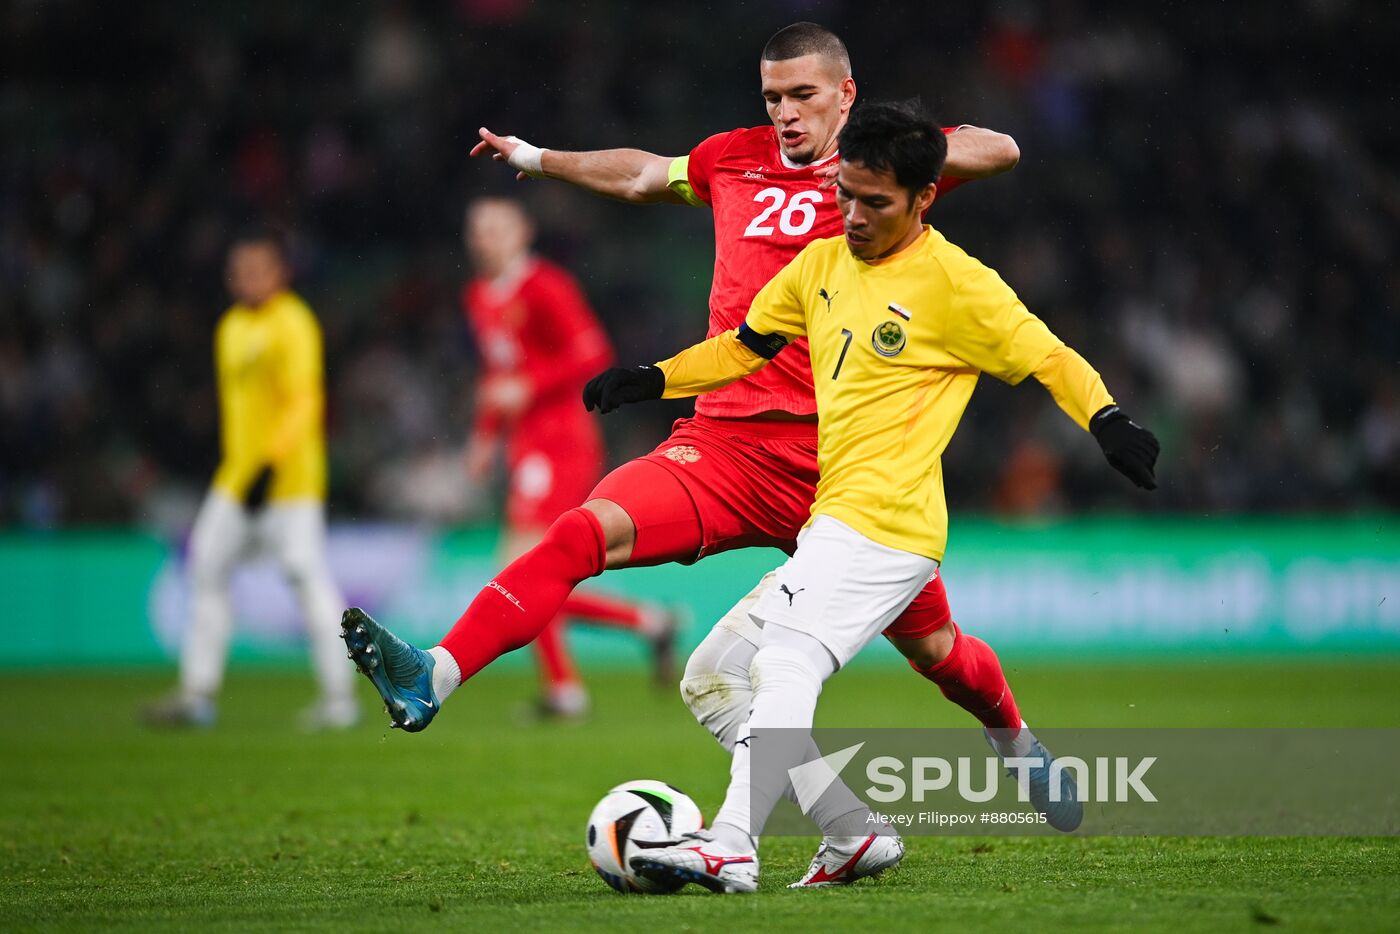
[
  {"x1": 505, "y1": 415, "x2": 604, "y2": 530},
  {"x1": 593, "y1": 415, "x2": 819, "y2": 560},
  {"x1": 889, "y1": 567, "x2": 953, "y2": 640},
  {"x1": 587, "y1": 414, "x2": 951, "y2": 639}
]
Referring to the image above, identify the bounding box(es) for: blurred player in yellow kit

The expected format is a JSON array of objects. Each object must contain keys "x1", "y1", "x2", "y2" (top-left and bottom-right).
[{"x1": 143, "y1": 228, "x2": 357, "y2": 730}]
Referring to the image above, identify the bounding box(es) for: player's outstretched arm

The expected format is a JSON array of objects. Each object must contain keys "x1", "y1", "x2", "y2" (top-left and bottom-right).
[
  {"x1": 583, "y1": 327, "x2": 777, "y2": 414},
  {"x1": 1031, "y1": 345, "x2": 1160, "y2": 490},
  {"x1": 471, "y1": 127, "x2": 686, "y2": 204},
  {"x1": 942, "y1": 126, "x2": 1020, "y2": 179}
]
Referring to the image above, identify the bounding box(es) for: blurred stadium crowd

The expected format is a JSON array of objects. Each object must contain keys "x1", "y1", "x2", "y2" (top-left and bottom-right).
[{"x1": 3, "y1": 0, "x2": 1397, "y2": 530}]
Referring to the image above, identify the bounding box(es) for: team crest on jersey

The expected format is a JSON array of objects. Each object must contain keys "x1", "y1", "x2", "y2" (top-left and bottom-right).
[
  {"x1": 662, "y1": 445, "x2": 702, "y2": 464},
  {"x1": 872, "y1": 321, "x2": 907, "y2": 357}
]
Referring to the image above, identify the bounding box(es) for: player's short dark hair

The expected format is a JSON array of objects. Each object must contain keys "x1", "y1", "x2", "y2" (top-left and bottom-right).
[
  {"x1": 838, "y1": 100, "x2": 948, "y2": 196},
  {"x1": 761, "y1": 22, "x2": 851, "y2": 75},
  {"x1": 229, "y1": 224, "x2": 290, "y2": 260}
]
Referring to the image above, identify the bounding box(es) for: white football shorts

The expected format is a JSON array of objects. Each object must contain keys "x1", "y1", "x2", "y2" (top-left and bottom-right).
[{"x1": 749, "y1": 514, "x2": 939, "y2": 668}]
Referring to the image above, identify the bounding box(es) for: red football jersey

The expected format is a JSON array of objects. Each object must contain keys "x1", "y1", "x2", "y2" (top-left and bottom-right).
[
  {"x1": 462, "y1": 257, "x2": 613, "y2": 449},
  {"x1": 684, "y1": 125, "x2": 967, "y2": 418}
]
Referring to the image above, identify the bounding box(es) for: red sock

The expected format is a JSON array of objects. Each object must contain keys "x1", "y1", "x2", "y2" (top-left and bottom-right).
[
  {"x1": 910, "y1": 623, "x2": 1021, "y2": 731},
  {"x1": 438, "y1": 507, "x2": 606, "y2": 683},
  {"x1": 532, "y1": 617, "x2": 580, "y2": 688},
  {"x1": 560, "y1": 591, "x2": 651, "y2": 632}
]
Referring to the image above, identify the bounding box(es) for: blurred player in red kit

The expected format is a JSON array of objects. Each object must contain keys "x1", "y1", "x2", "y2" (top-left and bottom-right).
[{"x1": 461, "y1": 197, "x2": 678, "y2": 717}]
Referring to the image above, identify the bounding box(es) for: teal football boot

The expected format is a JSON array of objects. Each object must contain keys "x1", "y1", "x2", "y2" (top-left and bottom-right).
[{"x1": 341, "y1": 607, "x2": 439, "y2": 732}]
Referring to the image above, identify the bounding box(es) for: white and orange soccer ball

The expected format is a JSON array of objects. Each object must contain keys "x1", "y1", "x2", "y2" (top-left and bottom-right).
[{"x1": 585, "y1": 779, "x2": 704, "y2": 893}]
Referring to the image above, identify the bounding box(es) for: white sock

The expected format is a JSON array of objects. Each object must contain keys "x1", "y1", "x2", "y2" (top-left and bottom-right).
[
  {"x1": 713, "y1": 627, "x2": 835, "y2": 841},
  {"x1": 428, "y1": 646, "x2": 461, "y2": 702},
  {"x1": 715, "y1": 721, "x2": 759, "y2": 845},
  {"x1": 681, "y1": 624, "x2": 880, "y2": 839},
  {"x1": 989, "y1": 719, "x2": 1036, "y2": 759},
  {"x1": 712, "y1": 820, "x2": 757, "y2": 854}
]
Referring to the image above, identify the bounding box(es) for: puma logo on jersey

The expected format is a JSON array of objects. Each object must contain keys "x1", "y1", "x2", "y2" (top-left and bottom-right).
[
  {"x1": 779, "y1": 584, "x2": 806, "y2": 606},
  {"x1": 819, "y1": 288, "x2": 839, "y2": 314}
]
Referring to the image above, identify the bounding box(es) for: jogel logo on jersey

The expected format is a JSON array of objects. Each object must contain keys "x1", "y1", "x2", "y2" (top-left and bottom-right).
[{"x1": 872, "y1": 321, "x2": 907, "y2": 357}]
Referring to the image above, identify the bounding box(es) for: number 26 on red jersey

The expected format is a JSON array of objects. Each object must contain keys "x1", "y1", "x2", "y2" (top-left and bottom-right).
[{"x1": 743, "y1": 187, "x2": 823, "y2": 237}]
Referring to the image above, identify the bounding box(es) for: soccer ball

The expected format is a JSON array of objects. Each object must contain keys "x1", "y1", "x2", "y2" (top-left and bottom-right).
[{"x1": 585, "y1": 779, "x2": 704, "y2": 894}]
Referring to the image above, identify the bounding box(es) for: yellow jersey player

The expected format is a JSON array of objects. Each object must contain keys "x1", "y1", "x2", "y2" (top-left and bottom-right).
[
  {"x1": 585, "y1": 100, "x2": 1159, "y2": 892},
  {"x1": 143, "y1": 228, "x2": 357, "y2": 730}
]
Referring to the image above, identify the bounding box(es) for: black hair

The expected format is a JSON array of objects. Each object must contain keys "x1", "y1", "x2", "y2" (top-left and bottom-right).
[
  {"x1": 838, "y1": 99, "x2": 947, "y2": 195},
  {"x1": 761, "y1": 22, "x2": 850, "y2": 75}
]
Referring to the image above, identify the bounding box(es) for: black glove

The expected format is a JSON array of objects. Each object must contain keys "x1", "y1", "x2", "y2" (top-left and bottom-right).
[
  {"x1": 582, "y1": 365, "x2": 665, "y2": 414},
  {"x1": 243, "y1": 465, "x2": 275, "y2": 512},
  {"x1": 1090, "y1": 405, "x2": 1159, "y2": 490}
]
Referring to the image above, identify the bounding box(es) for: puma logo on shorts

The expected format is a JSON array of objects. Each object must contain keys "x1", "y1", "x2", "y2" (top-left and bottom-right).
[{"x1": 779, "y1": 584, "x2": 805, "y2": 606}]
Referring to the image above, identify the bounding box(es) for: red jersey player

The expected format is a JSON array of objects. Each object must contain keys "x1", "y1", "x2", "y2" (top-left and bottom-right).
[
  {"x1": 344, "y1": 23, "x2": 1037, "y2": 886},
  {"x1": 461, "y1": 198, "x2": 678, "y2": 717}
]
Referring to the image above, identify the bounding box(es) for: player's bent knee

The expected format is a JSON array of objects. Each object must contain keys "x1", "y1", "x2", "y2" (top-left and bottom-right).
[
  {"x1": 888, "y1": 623, "x2": 957, "y2": 670},
  {"x1": 680, "y1": 624, "x2": 755, "y2": 745},
  {"x1": 886, "y1": 633, "x2": 933, "y2": 669},
  {"x1": 581, "y1": 498, "x2": 637, "y2": 567},
  {"x1": 684, "y1": 621, "x2": 742, "y2": 681},
  {"x1": 680, "y1": 661, "x2": 752, "y2": 751},
  {"x1": 679, "y1": 670, "x2": 750, "y2": 741},
  {"x1": 586, "y1": 460, "x2": 704, "y2": 567}
]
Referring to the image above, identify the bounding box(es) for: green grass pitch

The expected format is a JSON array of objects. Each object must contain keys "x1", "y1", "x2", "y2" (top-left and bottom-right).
[{"x1": 3, "y1": 660, "x2": 1398, "y2": 931}]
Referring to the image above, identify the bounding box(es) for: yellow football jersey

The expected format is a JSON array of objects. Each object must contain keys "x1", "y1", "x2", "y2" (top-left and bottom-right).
[
  {"x1": 210, "y1": 290, "x2": 327, "y2": 502},
  {"x1": 659, "y1": 226, "x2": 1106, "y2": 560}
]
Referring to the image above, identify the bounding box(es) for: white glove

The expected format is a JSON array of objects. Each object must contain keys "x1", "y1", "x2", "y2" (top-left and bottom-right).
[{"x1": 503, "y1": 136, "x2": 548, "y2": 177}]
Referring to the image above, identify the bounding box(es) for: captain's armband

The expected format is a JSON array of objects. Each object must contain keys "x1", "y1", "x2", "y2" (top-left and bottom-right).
[
  {"x1": 737, "y1": 323, "x2": 789, "y2": 360},
  {"x1": 667, "y1": 156, "x2": 705, "y2": 207}
]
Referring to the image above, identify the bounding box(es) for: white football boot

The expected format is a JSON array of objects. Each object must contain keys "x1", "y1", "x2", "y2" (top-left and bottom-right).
[
  {"x1": 629, "y1": 829, "x2": 759, "y2": 894},
  {"x1": 789, "y1": 832, "x2": 905, "y2": 888}
]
